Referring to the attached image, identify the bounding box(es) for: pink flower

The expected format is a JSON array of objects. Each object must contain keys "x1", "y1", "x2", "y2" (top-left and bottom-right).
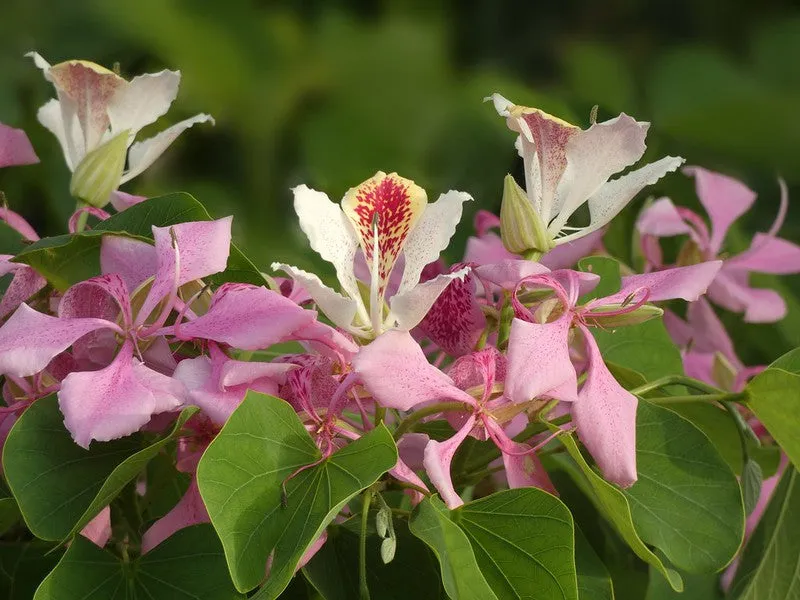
[
  {"x1": 0, "y1": 122, "x2": 39, "y2": 168},
  {"x1": 637, "y1": 167, "x2": 800, "y2": 323}
]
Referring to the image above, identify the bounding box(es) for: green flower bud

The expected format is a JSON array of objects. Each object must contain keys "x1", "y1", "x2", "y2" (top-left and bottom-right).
[
  {"x1": 712, "y1": 351, "x2": 737, "y2": 391},
  {"x1": 70, "y1": 130, "x2": 129, "y2": 208},
  {"x1": 499, "y1": 175, "x2": 553, "y2": 258},
  {"x1": 586, "y1": 304, "x2": 664, "y2": 328}
]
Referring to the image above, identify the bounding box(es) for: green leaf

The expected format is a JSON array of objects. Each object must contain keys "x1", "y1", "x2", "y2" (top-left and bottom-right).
[
  {"x1": 455, "y1": 488, "x2": 579, "y2": 600},
  {"x1": 197, "y1": 391, "x2": 398, "y2": 596},
  {"x1": 746, "y1": 350, "x2": 800, "y2": 471},
  {"x1": 34, "y1": 524, "x2": 243, "y2": 599},
  {"x1": 408, "y1": 496, "x2": 498, "y2": 600},
  {"x1": 645, "y1": 568, "x2": 722, "y2": 600},
  {"x1": 0, "y1": 542, "x2": 64, "y2": 600},
  {"x1": 578, "y1": 256, "x2": 622, "y2": 301},
  {"x1": 0, "y1": 220, "x2": 27, "y2": 254},
  {"x1": 13, "y1": 192, "x2": 265, "y2": 290},
  {"x1": 729, "y1": 467, "x2": 800, "y2": 599},
  {"x1": 575, "y1": 525, "x2": 614, "y2": 600},
  {"x1": 552, "y1": 428, "x2": 683, "y2": 592},
  {"x1": 623, "y1": 402, "x2": 744, "y2": 574},
  {"x1": 303, "y1": 517, "x2": 445, "y2": 600},
  {"x1": 742, "y1": 459, "x2": 763, "y2": 516},
  {"x1": 3, "y1": 395, "x2": 196, "y2": 541}
]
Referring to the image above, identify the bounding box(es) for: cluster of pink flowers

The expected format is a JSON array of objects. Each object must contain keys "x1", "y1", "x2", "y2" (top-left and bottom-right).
[{"x1": 0, "y1": 56, "x2": 796, "y2": 576}]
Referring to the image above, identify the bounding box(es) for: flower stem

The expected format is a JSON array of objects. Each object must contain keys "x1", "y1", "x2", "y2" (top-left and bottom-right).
[
  {"x1": 630, "y1": 375, "x2": 724, "y2": 397},
  {"x1": 74, "y1": 200, "x2": 90, "y2": 233},
  {"x1": 392, "y1": 401, "x2": 470, "y2": 440},
  {"x1": 647, "y1": 391, "x2": 747, "y2": 405},
  {"x1": 359, "y1": 488, "x2": 374, "y2": 600},
  {"x1": 522, "y1": 249, "x2": 543, "y2": 261}
]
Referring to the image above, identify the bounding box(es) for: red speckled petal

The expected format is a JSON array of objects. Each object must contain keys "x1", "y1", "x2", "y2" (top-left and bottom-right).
[{"x1": 342, "y1": 172, "x2": 426, "y2": 295}]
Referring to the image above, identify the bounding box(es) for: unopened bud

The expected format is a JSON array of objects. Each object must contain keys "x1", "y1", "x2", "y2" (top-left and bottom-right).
[
  {"x1": 500, "y1": 175, "x2": 553, "y2": 257},
  {"x1": 70, "y1": 130, "x2": 129, "y2": 208},
  {"x1": 587, "y1": 304, "x2": 663, "y2": 328},
  {"x1": 380, "y1": 536, "x2": 396, "y2": 564},
  {"x1": 712, "y1": 351, "x2": 737, "y2": 391}
]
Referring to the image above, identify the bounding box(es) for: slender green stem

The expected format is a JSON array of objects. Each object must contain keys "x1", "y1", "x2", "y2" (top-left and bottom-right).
[
  {"x1": 497, "y1": 291, "x2": 514, "y2": 350},
  {"x1": 390, "y1": 507, "x2": 411, "y2": 518},
  {"x1": 647, "y1": 391, "x2": 747, "y2": 405},
  {"x1": 359, "y1": 489, "x2": 374, "y2": 600},
  {"x1": 390, "y1": 480, "x2": 430, "y2": 497},
  {"x1": 630, "y1": 375, "x2": 723, "y2": 397},
  {"x1": 74, "y1": 204, "x2": 90, "y2": 233},
  {"x1": 393, "y1": 401, "x2": 469, "y2": 439},
  {"x1": 522, "y1": 249, "x2": 543, "y2": 261},
  {"x1": 374, "y1": 405, "x2": 386, "y2": 427}
]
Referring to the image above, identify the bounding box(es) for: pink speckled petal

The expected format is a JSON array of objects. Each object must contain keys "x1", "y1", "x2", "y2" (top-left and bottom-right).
[
  {"x1": 0, "y1": 122, "x2": 39, "y2": 168},
  {"x1": 141, "y1": 478, "x2": 209, "y2": 553},
  {"x1": 600, "y1": 261, "x2": 722, "y2": 305},
  {"x1": 423, "y1": 416, "x2": 477, "y2": 508}
]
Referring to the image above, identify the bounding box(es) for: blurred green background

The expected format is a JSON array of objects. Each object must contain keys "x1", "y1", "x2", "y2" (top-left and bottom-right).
[{"x1": 0, "y1": 0, "x2": 799, "y2": 363}]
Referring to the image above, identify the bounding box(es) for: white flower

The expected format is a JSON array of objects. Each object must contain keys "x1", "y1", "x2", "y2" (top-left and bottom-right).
[
  {"x1": 273, "y1": 171, "x2": 472, "y2": 340},
  {"x1": 489, "y1": 93, "x2": 684, "y2": 250},
  {"x1": 28, "y1": 52, "x2": 213, "y2": 206}
]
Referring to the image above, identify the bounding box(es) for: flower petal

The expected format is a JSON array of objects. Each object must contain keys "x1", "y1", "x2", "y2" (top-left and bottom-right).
[
  {"x1": 80, "y1": 506, "x2": 111, "y2": 548},
  {"x1": 684, "y1": 166, "x2": 756, "y2": 255},
  {"x1": 389, "y1": 268, "x2": 470, "y2": 331},
  {"x1": 0, "y1": 267, "x2": 47, "y2": 320},
  {"x1": 397, "y1": 190, "x2": 472, "y2": 296},
  {"x1": 36, "y1": 98, "x2": 80, "y2": 170},
  {"x1": 557, "y1": 156, "x2": 685, "y2": 244},
  {"x1": 59, "y1": 274, "x2": 133, "y2": 329},
  {"x1": 107, "y1": 70, "x2": 180, "y2": 139},
  {"x1": 549, "y1": 114, "x2": 649, "y2": 234},
  {"x1": 540, "y1": 228, "x2": 604, "y2": 270},
  {"x1": 726, "y1": 233, "x2": 800, "y2": 275},
  {"x1": 100, "y1": 235, "x2": 157, "y2": 293},
  {"x1": 600, "y1": 261, "x2": 722, "y2": 305},
  {"x1": 422, "y1": 416, "x2": 477, "y2": 508},
  {"x1": 173, "y1": 356, "x2": 240, "y2": 425},
  {"x1": 120, "y1": 114, "x2": 214, "y2": 184},
  {"x1": 573, "y1": 327, "x2": 638, "y2": 487},
  {"x1": 483, "y1": 418, "x2": 557, "y2": 495},
  {"x1": 0, "y1": 122, "x2": 39, "y2": 168},
  {"x1": 505, "y1": 317, "x2": 578, "y2": 404},
  {"x1": 109, "y1": 190, "x2": 147, "y2": 211},
  {"x1": 0, "y1": 304, "x2": 116, "y2": 377},
  {"x1": 635, "y1": 197, "x2": 693, "y2": 238},
  {"x1": 141, "y1": 478, "x2": 209, "y2": 553},
  {"x1": 353, "y1": 329, "x2": 475, "y2": 411},
  {"x1": 463, "y1": 232, "x2": 516, "y2": 266},
  {"x1": 58, "y1": 341, "x2": 184, "y2": 448},
  {"x1": 292, "y1": 184, "x2": 362, "y2": 307},
  {"x1": 0, "y1": 207, "x2": 39, "y2": 241},
  {"x1": 174, "y1": 283, "x2": 317, "y2": 350},
  {"x1": 473, "y1": 259, "x2": 550, "y2": 290},
  {"x1": 686, "y1": 298, "x2": 738, "y2": 360},
  {"x1": 272, "y1": 263, "x2": 360, "y2": 333},
  {"x1": 341, "y1": 172, "x2": 427, "y2": 295},
  {"x1": 708, "y1": 270, "x2": 787, "y2": 323},
  {"x1": 417, "y1": 264, "x2": 486, "y2": 356}
]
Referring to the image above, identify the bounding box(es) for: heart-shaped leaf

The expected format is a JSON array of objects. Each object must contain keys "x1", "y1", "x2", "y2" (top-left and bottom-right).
[{"x1": 197, "y1": 391, "x2": 397, "y2": 596}]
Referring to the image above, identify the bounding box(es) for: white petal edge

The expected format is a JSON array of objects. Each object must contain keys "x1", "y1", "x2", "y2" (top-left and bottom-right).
[{"x1": 107, "y1": 70, "x2": 181, "y2": 141}]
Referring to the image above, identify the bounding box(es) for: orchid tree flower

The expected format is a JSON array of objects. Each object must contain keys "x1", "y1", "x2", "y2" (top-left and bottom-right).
[
  {"x1": 355, "y1": 331, "x2": 557, "y2": 508},
  {"x1": 501, "y1": 261, "x2": 722, "y2": 487},
  {"x1": 27, "y1": 52, "x2": 213, "y2": 208},
  {"x1": 488, "y1": 94, "x2": 684, "y2": 255},
  {"x1": 664, "y1": 299, "x2": 763, "y2": 392},
  {"x1": 0, "y1": 207, "x2": 47, "y2": 320},
  {"x1": 0, "y1": 218, "x2": 233, "y2": 447},
  {"x1": 0, "y1": 122, "x2": 39, "y2": 168},
  {"x1": 273, "y1": 171, "x2": 472, "y2": 340},
  {"x1": 637, "y1": 167, "x2": 800, "y2": 323}
]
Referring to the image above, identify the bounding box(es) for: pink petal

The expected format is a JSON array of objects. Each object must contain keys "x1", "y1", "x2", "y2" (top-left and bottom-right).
[
  {"x1": 80, "y1": 506, "x2": 111, "y2": 548},
  {"x1": 463, "y1": 232, "x2": 516, "y2": 266},
  {"x1": 0, "y1": 266, "x2": 47, "y2": 320},
  {"x1": 297, "y1": 531, "x2": 329, "y2": 572},
  {"x1": 684, "y1": 166, "x2": 756, "y2": 255},
  {"x1": 483, "y1": 418, "x2": 557, "y2": 495},
  {"x1": 219, "y1": 360, "x2": 295, "y2": 389},
  {"x1": 109, "y1": 191, "x2": 147, "y2": 212},
  {"x1": 686, "y1": 298, "x2": 738, "y2": 361},
  {"x1": 138, "y1": 218, "x2": 233, "y2": 325},
  {"x1": 662, "y1": 309, "x2": 692, "y2": 347},
  {"x1": 505, "y1": 317, "x2": 578, "y2": 404},
  {"x1": 352, "y1": 329, "x2": 475, "y2": 411},
  {"x1": 68, "y1": 206, "x2": 110, "y2": 233},
  {"x1": 417, "y1": 264, "x2": 486, "y2": 356},
  {"x1": 141, "y1": 478, "x2": 209, "y2": 553},
  {"x1": 173, "y1": 356, "x2": 245, "y2": 425},
  {"x1": 572, "y1": 326, "x2": 638, "y2": 487},
  {"x1": 0, "y1": 207, "x2": 39, "y2": 241},
  {"x1": 0, "y1": 304, "x2": 117, "y2": 377},
  {"x1": 601, "y1": 261, "x2": 722, "y2": 305},
  {"x1": 635, "y1": 197, "x2": 693, "y2": 238},
  {"x1": 389, "y1": 457, "x2": 429, "y2": 506},
  {"x1": 59, "y1": 274, "x2": 133, "y2": 329},
  {"x1": 173, "y1": 284, "x2": 317, "y2": 350},
  {"x1": 422, "y1": 416, "x2": 477, "y2": 508},
  {"x1": 474, "y1": 210, "x2": 501, "y2": 236},
  {"x1": 290, "y1": 320, "x2": 360, "y2": 362},
  {"x1": 708, "y1": 270, "x2": 787, "y2": 323},
  {"x1": 58, "y1": 341, "x2": 184, "y2": 447},
  {"x1": 100, "y1": 235, "x2": 158, "y2": 293},
  {"x1": 726, "y1": 233, "x2": 800, "y2": 275},
  {"x1": 0, "y1": 123, "x2": 39, "y2": 168},
  {"x1": 473, "y1": 259, "x2": 550, "y2": 290}
]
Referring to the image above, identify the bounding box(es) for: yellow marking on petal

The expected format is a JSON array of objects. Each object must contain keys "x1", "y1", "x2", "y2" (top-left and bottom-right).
[{"x1": 341, "y1": 171, "x2": 427, "y2": 295}]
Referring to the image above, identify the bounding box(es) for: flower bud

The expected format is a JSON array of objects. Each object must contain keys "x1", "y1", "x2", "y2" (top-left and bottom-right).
[
  {"x1": 500, "y1": 175, "x2": 553, "y2": 257},
  {"x1": 586, "y1": 304, "x2": 663, "y2": 328},
  {"x1": 712, "y1": 351, "x2": 737, "y2": 391},
  {"x1": 70, "y1": 130, "x2": 129, "y2": 208}
]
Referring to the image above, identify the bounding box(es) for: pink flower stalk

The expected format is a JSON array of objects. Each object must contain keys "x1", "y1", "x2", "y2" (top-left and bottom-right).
[
  {"x1": 499, "y1": 260, "x2": 722, "y2": 487},
  {"x1": 354, "y1": 330, "x2": 556, "y2": 508},
  {"x1": 637, "y1": 167, "x2": 800, "y2": 323}
]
